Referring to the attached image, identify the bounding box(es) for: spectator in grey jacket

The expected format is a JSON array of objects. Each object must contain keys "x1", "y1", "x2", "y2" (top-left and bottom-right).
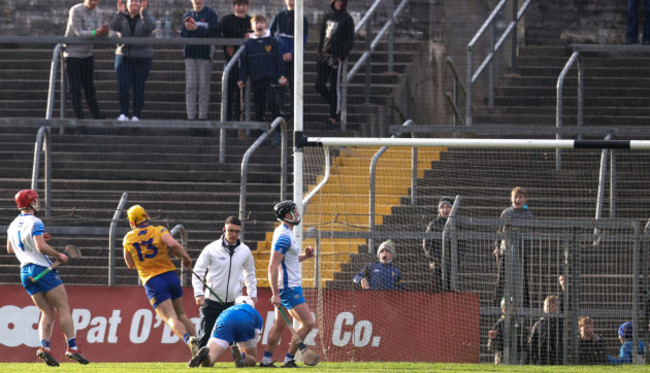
[
  {"x1": 64, "y1": 0, "x2": 108, "y2": 120},
  {"x1": 110, "y1": 0, "x2": 155, "y2": 121}
]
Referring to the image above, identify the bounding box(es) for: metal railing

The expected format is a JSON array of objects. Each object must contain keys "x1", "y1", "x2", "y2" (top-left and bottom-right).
[
  {"x1": 465, "y1": 0, "x2": 532, "y2": 126},
  {"x1": 31, "y1": 126, "x2": 52, "y2": 217},
  {"x1": 368, "y1": 120, "x2": 415, "y2": 251},
  {"x1": 108, "y1": 192, "x2": 129, "y2": 286},
  {"x1": 170, "y1": 224, "x2": 189, "y2": 286},
  {"x1": 444, "y1": 57, "x2": 469, "y2": 126},
  {"x1": 238, "y1": 117, "x2": 287, "y2": 241},
  {"x1": 340, "y1": 0, "x2": 408, "y2": 130}
]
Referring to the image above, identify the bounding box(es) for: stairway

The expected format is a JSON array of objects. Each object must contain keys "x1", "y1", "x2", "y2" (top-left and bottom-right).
[
  {"x1": 0, "y1": 38, "x2": 419, "y2": 134},
  {"x1": 472, "y1": 45, "x2": 650, "y2": 128},
  {"x1": 0, "y1": 125, "x2": 288, "y2": 285}
]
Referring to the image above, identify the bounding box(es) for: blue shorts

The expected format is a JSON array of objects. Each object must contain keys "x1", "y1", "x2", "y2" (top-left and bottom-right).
[
  {"x1": 144, "y1": 271, "x2": 183, "y2": 309},
  {"x1": 21, "y1": 264, "x2": 63, "y2": 296},
  {"x1": 279, "y1": 286, "x2": 305, "y2": 310},
  {"x1": 212, "y1": 309, "x2": 257, "y2": 343}
]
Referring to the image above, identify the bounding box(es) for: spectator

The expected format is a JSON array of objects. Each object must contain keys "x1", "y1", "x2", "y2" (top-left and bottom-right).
[
  {"x1": 218, "y1": 0, "x2": 252, "y2": 127},
  {"x1": 110, "y1": 0, "x2": 156, "y2": 121},
  {"x1": 238, "y1": 15, "x2": 287, "y2": 124},
  {"x1": 494, "y1": 186, "x2": 533, "y2": 308},
  {"x1": 627, "y1": 0, "x2": 650, "y2": 44},
  {"x1": 608, "y1": 321, "x2": 646, "y2": 365},
  {"x1": 122, "y1": 204, "x2": 200, "y2": 359},
  {"x1": 528, "y1": 295, "x2": 563, "y2": 365},
  {"x1": 578, "y1": 316, "x2": 607, "y2": 365},
  {"x1": 487, "y1": 296, "x2": 525, "y2": 364},
  {"x1": 315, "y1": 0, "x2": 355, "y2": 129},
  {"x1": 423, "y1": 196, "x2": 460, "y2": 291},
  {"x1": 353, "y1": 240, "x2": 403, "y2": 290},
  {"x1": 181, "y1": 0, "x2": 218, "y2": 121},
  {"x1": 269, "y1": 0, "x2": 308, "y2": 146},
  {"x1": 64, "y1": 0, "x2": 108, "y2": 121},
  {"x1": 188, "y1": 296, "x2": 262, "y2": 368},
  {"x1": 192, "y1": 216, "x2": 257, "y2": 348},
  {"x1": 6, "y1": 190, "x2": 90, "y2": 366}
]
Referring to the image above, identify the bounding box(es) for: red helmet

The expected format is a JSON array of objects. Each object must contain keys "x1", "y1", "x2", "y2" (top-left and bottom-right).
[{"x1": 15, "y1": 189, "x2": 39, "y2": 210}]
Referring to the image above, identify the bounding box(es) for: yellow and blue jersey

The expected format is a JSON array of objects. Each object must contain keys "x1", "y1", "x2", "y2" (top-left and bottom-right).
[{"x1": 123, "y1": 224, "x2": 176, "y2": 284}]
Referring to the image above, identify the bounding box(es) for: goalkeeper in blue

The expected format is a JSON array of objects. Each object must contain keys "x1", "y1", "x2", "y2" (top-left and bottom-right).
[{"x1": 188, "y1": 296, "x2": 263, "y2": 368}]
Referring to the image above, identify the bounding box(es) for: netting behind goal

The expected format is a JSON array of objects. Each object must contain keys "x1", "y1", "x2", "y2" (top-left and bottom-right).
[{"x1": 299, "y1": 141, "x2": 650, "y2": 364}]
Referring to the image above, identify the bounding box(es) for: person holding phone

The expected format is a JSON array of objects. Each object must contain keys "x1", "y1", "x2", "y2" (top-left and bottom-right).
[{"x1": 110, "y1": 0, "x2": 155, "y2": 121}]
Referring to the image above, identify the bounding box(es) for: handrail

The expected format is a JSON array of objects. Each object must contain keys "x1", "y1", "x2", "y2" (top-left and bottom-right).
[
  {"x1": 444, "y1": 57, "x2": 469, "y2": 126},
  {"x1": 46, "y1": 44, "x2": 63, "y2": 120},
  {"x1": 593, "y1": 134, "x2": 612, "y2": 247},
  {"x1": 465, "y1": 0, "x2": 533, "y2": 125},
  {"x1": 340, "y1": 0, "x2": 408, "y2": 130},
  {"x1": 220, "y1": 45, "x2": 247, "y2": 162},
  {"x1": 170, "y1": 224, "x2": 189, "y2": 286},
  {"x1": 31, "y1": 126, "x2": 51, "y2": 217},
  {"x1": 555, "y1": 51, "x2": 581, "y2": 170},
  {"x1": 108, "y1": 192, "x2": 128, "y2": 286},
  {"x1": 368, "y1": 120, "x2": 414, "y2": 252},
  {"x1": 441, "y1": 195, "x2": 462, "y2": 290},
  {"x1": 303, "y1": 145, "x2": 331, "y2": 213},
  {"x1": 238, "y1": 117, "x2": 286, "y2": 241}
]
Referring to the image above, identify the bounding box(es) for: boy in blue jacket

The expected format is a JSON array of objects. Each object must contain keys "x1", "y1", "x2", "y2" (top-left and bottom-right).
[
  {"x1": 238, "y1": 15, "x2": 287, "y2": 123},
  {"x1": 608, "y1": 321, "x2": 646, "y2": 365}
]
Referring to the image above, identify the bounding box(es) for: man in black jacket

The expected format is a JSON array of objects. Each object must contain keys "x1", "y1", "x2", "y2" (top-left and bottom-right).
[{"x1": 315, "y1": 0, "x2": 355, "y2": 129}]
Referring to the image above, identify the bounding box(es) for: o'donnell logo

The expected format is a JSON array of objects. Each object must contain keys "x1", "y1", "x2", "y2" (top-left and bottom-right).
[{"x1": 0, "y1": 305, "x2": 40, "y2": 347}]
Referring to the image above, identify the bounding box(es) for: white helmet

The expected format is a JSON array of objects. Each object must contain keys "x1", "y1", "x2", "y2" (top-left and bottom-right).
[{"x1": 235, "y1": 296, "x2": 255, "y2": 308}]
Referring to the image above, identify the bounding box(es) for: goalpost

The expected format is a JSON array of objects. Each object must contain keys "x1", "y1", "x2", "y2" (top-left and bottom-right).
[{"x1": 296, "y1": 135, "x2": 650, "y2": 364}]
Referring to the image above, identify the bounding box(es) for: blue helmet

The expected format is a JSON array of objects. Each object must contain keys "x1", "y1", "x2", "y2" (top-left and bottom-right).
[{"x1": 618, "y1": 321, "x2": 633, "y2": 340}]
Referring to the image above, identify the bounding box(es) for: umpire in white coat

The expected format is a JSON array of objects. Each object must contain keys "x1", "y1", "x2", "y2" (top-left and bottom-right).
[{"x1": 192, "y1": 216, "x2": 258, "y2": 348}]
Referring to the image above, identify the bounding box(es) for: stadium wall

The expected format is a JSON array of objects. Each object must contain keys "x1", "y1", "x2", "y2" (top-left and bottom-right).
[{"x1": 0, "y1": 285, "x2": 479, "y2": 363}]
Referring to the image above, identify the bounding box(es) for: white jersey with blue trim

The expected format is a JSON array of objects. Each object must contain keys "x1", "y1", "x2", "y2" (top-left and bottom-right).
[
  {"x1": 7, "y1": 214, "x2": 53, "y2": 268},
  {"x1": 271, "y1": 223, "x2": 301, "y2": 289}
]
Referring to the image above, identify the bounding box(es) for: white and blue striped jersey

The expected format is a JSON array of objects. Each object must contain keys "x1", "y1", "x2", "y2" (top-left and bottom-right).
[
  {"x1": 271, "y1": 223, "x2": 302, "y2": 289},
  {"x1": 7, "y1": 214, "x2": 53, "y2": 268}
]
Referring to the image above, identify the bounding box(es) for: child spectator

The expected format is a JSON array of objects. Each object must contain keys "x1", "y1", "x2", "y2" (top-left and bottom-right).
[
  {"x1": 315, "y1": 0, "x2": 355, "y2": 129},
  {"x1": 578, "y1": 316, "x2": 607, "y2": 364},
  {"x1": 238, "y1": 15, "x2": 287, "y2": 124},
  {"x1": 181, "y1": 0, "x2": 218, "y2": 121},
  {"x1": 608, "y1": 321, "x2": 646, "y2": 365},
  {"x1": 353, "y1": 240, "x2": 402, "y2": 290},
  {"x1": 269, "y1": 0, "x2": 308, "y2": 146},
  {"x1": 219, "y1": 0, "x2": 252, "y2": 124},
  {"x1": 528, "y1": 295, "x2": 563, "y2": 365},
  {"x1": 494, "y1": 186, "x2": 533, "y2": 308},
  {"x1": 423, "y1": 196, "x2": 461, "y2": 291},
  {"x1": 487, "y1": 296, "x2": 525, "y2": 364},
  {"x1": 110, "y1": 0, "x2": 156, "y2": 121}
]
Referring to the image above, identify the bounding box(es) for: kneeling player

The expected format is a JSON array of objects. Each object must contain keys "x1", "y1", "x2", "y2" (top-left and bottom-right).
[{"x1": 189, "y1": 296, "x2": 262, "y2": 368}]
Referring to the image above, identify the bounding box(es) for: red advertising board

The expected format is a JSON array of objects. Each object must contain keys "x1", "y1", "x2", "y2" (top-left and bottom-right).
[{"x1": 0, "y1": 285, "x2": 479, "y2": 363}]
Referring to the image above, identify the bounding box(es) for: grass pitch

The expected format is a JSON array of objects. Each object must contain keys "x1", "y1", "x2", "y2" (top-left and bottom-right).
[{"x1": 0, "y1": 362, "x2": 646, "y2": 372}]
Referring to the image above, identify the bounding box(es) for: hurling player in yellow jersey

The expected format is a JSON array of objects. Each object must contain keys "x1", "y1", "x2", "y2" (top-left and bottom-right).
[{"x1": 122, "y1": 204, "x2": 199, "y2": 358}]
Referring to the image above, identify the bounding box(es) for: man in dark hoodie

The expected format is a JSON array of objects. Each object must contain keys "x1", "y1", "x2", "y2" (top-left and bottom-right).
[{"x1": 315, "y1": 0, "x2": 355, "y2": 129}]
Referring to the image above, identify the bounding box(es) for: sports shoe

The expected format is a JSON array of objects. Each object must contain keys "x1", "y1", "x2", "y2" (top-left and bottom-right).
[
  {"x1": 259, "y1": 362, "x2": 278, "y2": 368},
  {"x1": 281, "y1": 360, "x2": 299, "y2": 368},
  {"x1": 36, "y1": 348, "x2": 59, "y2": 367},
  {"x1": 65, "y1": 348, "x2": 90, "y2": 365},
  {"x1": 131, "y1": 116, "x2": 139, "y2": 121},
  {"x1": 188, "y1": 336, "x2": 199, "y2": 357},
  {"x1": 117, "y1": 114, "x2": 128, "y2": 121},
  {"x1": 188, "y1": 346, "x2": 210, "y2": 368},
  {"x1": 231, "y1": 343, "x2": 246, "y2": 367}
]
